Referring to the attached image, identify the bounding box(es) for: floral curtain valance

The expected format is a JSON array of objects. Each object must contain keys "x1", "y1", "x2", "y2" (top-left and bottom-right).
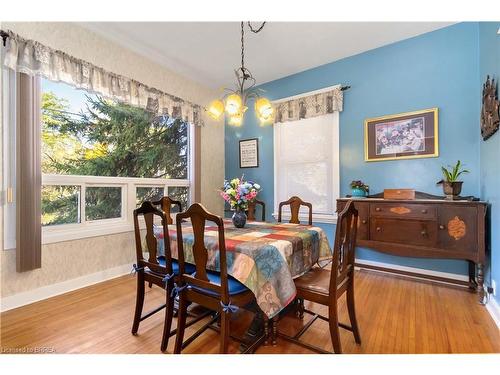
[
  {"x1": 273, "y1": 87, "x2": 343, "y2": 124},
  {"x1": 1, "y1": 30, "x2": 204, "y2": 126}
]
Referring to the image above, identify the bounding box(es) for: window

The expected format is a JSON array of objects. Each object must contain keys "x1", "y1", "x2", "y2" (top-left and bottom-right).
[
  {"x1": 3, "y1": 75, "x2": 194, "y2": 247},
  {"x1": 273, "y1": 111, "x2": 339, "y2": 224}
]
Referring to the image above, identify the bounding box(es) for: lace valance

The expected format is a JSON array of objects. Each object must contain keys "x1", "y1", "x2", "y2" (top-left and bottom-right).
[
  {"x1": 273, "y1": 87, "x2": 343, "y2": 123},
  {"x1": 1, "y1": 30, "x2": 204, "y2": 126}
]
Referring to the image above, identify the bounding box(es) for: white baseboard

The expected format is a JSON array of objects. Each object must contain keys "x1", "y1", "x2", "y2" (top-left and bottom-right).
[
  {"x1": 0, "y1": 263, "x2": 133, "y2": 312},
  {"x1": 486, "y1": 296, "x2": 500, "y2": 329},
  {"x1": 355, "y1": 258, "x2": 469, "y2": 282}
]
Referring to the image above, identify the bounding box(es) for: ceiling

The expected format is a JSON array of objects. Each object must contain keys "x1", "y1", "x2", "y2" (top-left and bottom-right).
[{"x1": 81, "y1": 22, "x2": 454, "y2": 89}]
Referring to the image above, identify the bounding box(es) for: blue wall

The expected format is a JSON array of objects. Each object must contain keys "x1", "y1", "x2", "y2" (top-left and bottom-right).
[
  {"x1": 479, "y1": 22, "x2": 500, "y2": 303},
  {"x1": 225, "y1": 23, "x2": 484, "y2": 276}
]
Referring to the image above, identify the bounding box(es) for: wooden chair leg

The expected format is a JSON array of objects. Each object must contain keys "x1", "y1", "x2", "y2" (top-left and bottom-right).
[
  {"x1": 174, "y1": 294, "x2": 188, "y2": 354},
  {"x1": 161, "y1": 284, "x2": 175, "y2": 352},
  {"x1": 297, "y1": 297, "x2": 305, "y2": 319},
  {"x1": 346, "y1": 283, "x2": 361, "y2": 344},
  {"x1": 131, "y1": 272, "x2": 145, "y2": 335},
  {"x1": 219, "y1": 310, "x2": 231, "y2": 354},
  {"x1": 328, "y1": 303, "x2": 342, "y2": 354},
  {"x1": 148, "y1": 282, "x2": 153, "y2": 288}
]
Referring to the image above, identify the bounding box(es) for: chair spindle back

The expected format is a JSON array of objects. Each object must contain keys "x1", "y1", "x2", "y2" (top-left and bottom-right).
[
  {"x1": 247, "y1": 199, "x2": 266, "y2": 221},
  {"x1": 133, "y1": 201, "x2": 173, "y2": 275},
  {"x1": 278, "y1": 196, "x2": 313, "y2": 225},
  {"x1": 153, "y1": 196, "x2": 183, "y2": 225},
  {"x1": 176, "y1": 203, "x2": 229, "y2": 299},
  {"x1": 330, "y1": 200, "x2": 358, "y2": 291}
]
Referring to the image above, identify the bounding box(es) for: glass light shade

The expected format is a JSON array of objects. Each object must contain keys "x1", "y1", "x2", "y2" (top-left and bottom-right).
[
  {"x1": 255, "y1": 97, "x2": 274, "y2": 119},
  {"x1": 225, "y1": 94, "x2": 243, "y2": 115},
  {"x1": 207, "y1": 99, "x2": 224, "y2": 120},
  {"x1": 228, "y1": 112, "x2": 244, "y2": 126}
]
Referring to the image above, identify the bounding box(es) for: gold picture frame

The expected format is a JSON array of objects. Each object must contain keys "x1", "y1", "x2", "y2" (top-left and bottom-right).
[{"x1": 364, "y1": 108, "x2": 439, "y2": 162}]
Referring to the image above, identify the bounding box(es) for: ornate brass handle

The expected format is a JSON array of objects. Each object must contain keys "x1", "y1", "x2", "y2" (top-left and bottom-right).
[
  {"x1": 421, "y1": 230, "x2": 427, "y2": 236},
  {"x1": 376, "y1": 227, "x2": 381, "y2": 232},
  {"x1": 439, "y1": 224, "x2": 445, "y2": 230},
  {"x1": 362, "y1": 219, "x2": 367, "y2": 224},
  {"x1": 375, "y1": 207, "x2": 381, "y2": 212},
  {"x1": 421, "y1": 209, "x2": 428, "y2": 214}
]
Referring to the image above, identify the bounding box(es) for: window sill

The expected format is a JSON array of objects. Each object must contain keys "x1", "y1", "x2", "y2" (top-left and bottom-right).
[
  {"x1": 272, "y1": 212, "x2": 338, "y2": 225},
  {"x1": 42, "y1": 220, "x2": 134, "y2": 245}
]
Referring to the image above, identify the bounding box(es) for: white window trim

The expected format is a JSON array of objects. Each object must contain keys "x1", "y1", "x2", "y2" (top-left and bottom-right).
[
  {"x1": 41, "y1": 175, "x2": 192, "y2": 245},
  {"x1": 2, "y1": 66, "x2": 16, "y2": 250},
  {"x1": 272, "y1": 84, "x2": 341, "y2": 225}
]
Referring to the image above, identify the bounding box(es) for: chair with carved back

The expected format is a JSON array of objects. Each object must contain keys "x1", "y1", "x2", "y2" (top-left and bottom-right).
[
  {"x1": 132, "y1": 201, "x2": 206, "y2": 352},
  {"x1": 153, "y1": 196, "x2": 183, "y2": 225},
  {"x1": 173, "y1": 203, "x2": 257, "y2": 354},
  {"x1": 278, "y1": 196, "x2": 313, "y2": 225},
  {"x1": 280, "y1": 200, "x2": 361, "y2": 354},
  {"x1": 246, "y1": 199, "x2": 266, "y2": 221}
]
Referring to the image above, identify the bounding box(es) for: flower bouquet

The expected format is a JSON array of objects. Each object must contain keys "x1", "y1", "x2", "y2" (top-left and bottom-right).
[{"x1": 220, "y1": 177, "x2": 261, "y2": 227}]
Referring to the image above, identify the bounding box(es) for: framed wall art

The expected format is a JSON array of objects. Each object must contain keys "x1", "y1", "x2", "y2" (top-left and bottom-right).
[
  {"x1": 364, "y1": 108, "x2": 439, "y2": 162},
  {"x1": 239, "y1": 138, "x2": 259, "y2": 168}
]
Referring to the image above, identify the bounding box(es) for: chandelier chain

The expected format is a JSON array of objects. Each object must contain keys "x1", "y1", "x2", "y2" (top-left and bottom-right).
[
  {"x1": 240, "y1": 22, "x2": 266, "y2": 77},
  {"x1": 241, "y1": 22, "x2": 245, "y2": 72}
]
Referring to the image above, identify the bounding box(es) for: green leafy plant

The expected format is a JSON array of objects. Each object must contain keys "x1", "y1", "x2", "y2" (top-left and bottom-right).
[
  {"x1": 438, "y1": 160, "x2": 469, "y2": 183},
  {"x1": 350, "y1": 180, "x2": 369, "y2": 192}
]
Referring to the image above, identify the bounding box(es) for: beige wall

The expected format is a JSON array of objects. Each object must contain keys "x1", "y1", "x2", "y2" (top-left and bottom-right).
[{"x1": 0, "y1": 22, "x2": 224, "y2": 298}]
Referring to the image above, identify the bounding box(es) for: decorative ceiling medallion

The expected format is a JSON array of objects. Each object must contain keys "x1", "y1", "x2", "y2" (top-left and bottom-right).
[
  {"x1": 390, "y1": 207, "x2": 411, "y2": 215},
  {"x1": 448, "y1": 216, "x2": 466, "y2": 240},
  {"x1": 481, "y1": 75, "x2": 500, "y2": 141}
]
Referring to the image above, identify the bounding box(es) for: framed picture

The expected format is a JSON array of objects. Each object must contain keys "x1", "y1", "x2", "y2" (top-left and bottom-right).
[
  {"x1": 364, "y1": 108, "x2": 439, "y2": 162},
  {"x1": 239, "y1": 138, "x2": 259, "y2": 168}
]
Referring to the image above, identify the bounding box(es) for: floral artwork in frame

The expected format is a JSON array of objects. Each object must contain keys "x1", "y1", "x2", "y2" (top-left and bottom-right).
[{"x1": 364, "y1": 108, "x2": 439, "y2": 162}]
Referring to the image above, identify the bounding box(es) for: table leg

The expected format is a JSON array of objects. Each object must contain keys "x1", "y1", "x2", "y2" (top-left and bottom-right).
[
  {"x1": 264, "y1": 317, "x2": 269, "y2": 346},
  {"x1": 272, "y1": 316, "x2": 278, "y2": 346}
]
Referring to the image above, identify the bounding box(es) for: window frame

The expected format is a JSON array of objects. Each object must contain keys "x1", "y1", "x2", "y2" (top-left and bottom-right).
[
  {"x1": 3, "y1": 73, "x2": 196, "y2": 248},
  {"x1": 272, "y1": 85, "x2": 341, "y2": 225}
]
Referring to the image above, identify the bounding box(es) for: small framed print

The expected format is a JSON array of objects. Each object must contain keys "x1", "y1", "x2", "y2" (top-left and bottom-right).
[
  {"x1": 364, "y1": 108, "x2": 439, "y2": 162},
  {"x1": 239, "y1": 138, "x2": 259, "y2": 168}
]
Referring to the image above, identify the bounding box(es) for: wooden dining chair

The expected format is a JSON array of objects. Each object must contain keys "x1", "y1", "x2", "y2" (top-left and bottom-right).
[
  {"x1": 173, "y1": 203, "x2": 257, "y2": 354},
  {"x1": 132, "y1": 201, "x2": 206, "y2": 352},
  {"x1": 153, "y1": 196, "x2": 183, "y2": 225},
  {"x1": 281, "y1": 200, "x2": 361, "y2": 354},
  {"x1": 278, "y1": 196, "x2": 313, "y2": 225},
  {"x1": 246, "y1": 199, "x2": 266, "y2": 221}
]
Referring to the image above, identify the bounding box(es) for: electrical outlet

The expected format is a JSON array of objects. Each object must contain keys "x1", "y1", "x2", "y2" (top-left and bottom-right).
[{"x1": 492, "y1": 280, "x2": 497, "y2": 297}]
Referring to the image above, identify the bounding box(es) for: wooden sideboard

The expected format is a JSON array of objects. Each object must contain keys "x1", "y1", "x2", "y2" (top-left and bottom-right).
[{"x1": 337, "y1": 193, "x2": 487, "y2": 303}]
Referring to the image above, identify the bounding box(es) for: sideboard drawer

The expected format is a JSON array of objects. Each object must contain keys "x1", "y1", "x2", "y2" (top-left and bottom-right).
[
  {"x1": 370, "y1": 217, "x2": 437, "y2": 246},
  {"x1": 370, "y1": 203, "x2": 437, "y2": 220}
]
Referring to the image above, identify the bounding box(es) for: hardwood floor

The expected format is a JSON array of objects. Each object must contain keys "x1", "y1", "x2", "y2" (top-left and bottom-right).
[{"x1": 1, "y1": 269, "x2": 499, "y2": 354}]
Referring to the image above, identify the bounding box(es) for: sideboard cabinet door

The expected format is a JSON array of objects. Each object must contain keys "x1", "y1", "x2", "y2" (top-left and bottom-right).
[{"x1": 437, "y1": 205, "x2": 477, "y2": 253}]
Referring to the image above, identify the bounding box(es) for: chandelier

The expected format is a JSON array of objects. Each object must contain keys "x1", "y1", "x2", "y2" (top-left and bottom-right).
[{"x1": 206, "y1": 22, "x2": 274, "y2": 126}]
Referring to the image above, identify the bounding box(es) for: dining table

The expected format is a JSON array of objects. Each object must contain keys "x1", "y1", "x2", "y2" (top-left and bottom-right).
[{"x1": 155, "y1": 218, "x2": 332, "y2": 347}]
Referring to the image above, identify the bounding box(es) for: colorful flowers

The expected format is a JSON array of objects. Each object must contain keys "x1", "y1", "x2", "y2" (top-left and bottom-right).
[{"x1": 220, "y1": 177, "x2": 261, "y2": 210}]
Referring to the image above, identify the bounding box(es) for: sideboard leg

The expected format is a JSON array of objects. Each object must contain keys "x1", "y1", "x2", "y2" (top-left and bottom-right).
[
  {"x1": 477, "y1": 263, "x2": 486, "y2": 305},
  {"x1": 468, "y1": 261, "x2": 477, "y2": 291}
]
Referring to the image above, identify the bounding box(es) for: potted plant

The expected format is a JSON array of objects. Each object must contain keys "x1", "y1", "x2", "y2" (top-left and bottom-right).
[
  {"x1": 219, "y1": 177, "x2": 261, "y2": 228},
  {"x1": 437, "y1": 160, "x2": 469, "y2": 200},
  {"x1": 350, "y1": 180, "x2": 369, "y2": 198}
]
